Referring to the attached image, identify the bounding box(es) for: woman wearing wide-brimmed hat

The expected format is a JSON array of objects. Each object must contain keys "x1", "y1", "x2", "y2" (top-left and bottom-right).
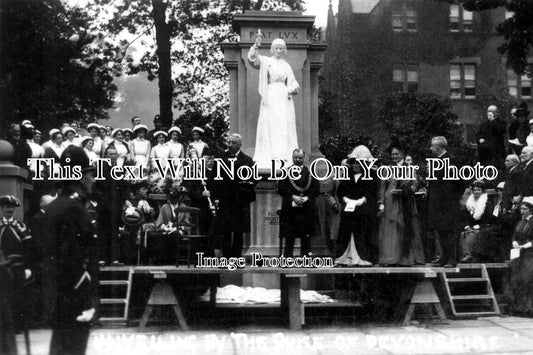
[
  {"x1": 43, "y1": 131, "x2": 65, "y2": 164},
  {"x1": 459, "y1": 180, "x2": 496, "y2": 263},
  {"x1": 61, "y1": 126, "x2": 77, "y2": 148},
  {"x1": 106, "y1": 128, "x2": 130, "y2": 167},
  {"x1": 150, "y1": 131, "x2": 170, "y2": 169},
  {"x1": 188, "y1": 126, "x2": 209, "y2": 158},
  {"x1": 130, "y1": 124, "x2": 151, "y2": 169},
  {"x1": 377, "y1": 143, "x2": 425, "y2": 266},
  {"x1": 167, "y1": 126, "x2": 185, "y2": 163}
]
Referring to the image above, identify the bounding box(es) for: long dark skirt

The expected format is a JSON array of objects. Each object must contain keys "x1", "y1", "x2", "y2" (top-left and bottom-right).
[
  {"x1": 459, "y1": 226, "x2": 499, "y2": 261},
  {"x1": 510, "y1": 250, "x2": 533, "y2": 315}
]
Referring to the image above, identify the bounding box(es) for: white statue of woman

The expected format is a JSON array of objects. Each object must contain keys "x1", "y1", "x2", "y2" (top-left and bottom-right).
[{"x1": 248, "y1": 35, "x2": 299, "y2": 169}]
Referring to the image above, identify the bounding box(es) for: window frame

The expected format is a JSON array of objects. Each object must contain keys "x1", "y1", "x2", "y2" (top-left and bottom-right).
[
  {"x1": 508, "y1": 69, "x2": 532, "y2": 100},
  {"x1": 393, "y1": 64, "x2": 419, "y2": 93},
  {"x1": 449, "y1": 63, "x2": 477, "y2": 100},
  {"x1": 392, "y1": 2, "x2": 417, "y2": 33},
  {"x1": 450, "y1": 3, "x2": 474, "y2": 33}
]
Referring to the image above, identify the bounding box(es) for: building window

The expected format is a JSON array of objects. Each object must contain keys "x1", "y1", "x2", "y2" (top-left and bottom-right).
[
  {"x1": 392, "y1": 3, "x2": 417, "y2": 32},
  {"x1": 450, "y1": 4, "x2": 473, "y2": 32},
  {"x1": 508, "y1": 69, "x2": 532, "y2": 99},
  {"x1": 393, "y1": 65, "x2": 419, "y2": 93},
  {"x1": 450, "y1": 63, "x2": 476, "y2": 99}
]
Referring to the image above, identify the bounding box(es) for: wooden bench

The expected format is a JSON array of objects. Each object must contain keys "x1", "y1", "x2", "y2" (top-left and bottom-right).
[{"x1": 130, "y1": 265, "x2": 458, "y2": 330}]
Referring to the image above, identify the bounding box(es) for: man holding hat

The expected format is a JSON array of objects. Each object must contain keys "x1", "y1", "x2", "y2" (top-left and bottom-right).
[{"x1": 41, "y1": 146, "x2": 99, "y2": 355}]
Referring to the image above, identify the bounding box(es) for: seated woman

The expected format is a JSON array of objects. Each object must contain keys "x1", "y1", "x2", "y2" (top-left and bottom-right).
[
  {"x1": 121, "y1": 181, "x2": 155, "y2": 264},
  {"x1": 155, "y1": 186, "x2": 191, "y2": 234},
  {"x1": 509, "y1": 198, "x2": 533, "y2": 315},
  {"x1": 459, "y1": 180, "x2": 496, "y2": 263}
]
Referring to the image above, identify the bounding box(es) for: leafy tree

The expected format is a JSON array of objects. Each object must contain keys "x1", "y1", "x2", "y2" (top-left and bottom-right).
[
  {"x1": 89, "y1": 0, "x2": 304, "y2": 129},
  {"x1": 0, "y1": 0, "x2": 117, "y2": 133},
  {"x1": 377, "y1": 92, "x2": 477, "y2": 170},
  {"x1": 452, "y1": 0, "x2": 533, "y2": 76}
]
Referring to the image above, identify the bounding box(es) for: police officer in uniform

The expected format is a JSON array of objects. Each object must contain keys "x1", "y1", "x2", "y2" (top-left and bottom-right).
[
  {"x1": 0, "y1": 195, "x2": 32, "y2": 334},
  {"x1": 42, "y1": 146, "x2": 99, "y2": 355}
]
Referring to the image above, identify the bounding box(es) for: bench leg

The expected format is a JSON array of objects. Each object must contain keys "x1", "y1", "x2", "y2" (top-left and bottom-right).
[
  {"x1": 402, "y1": 304, "x2": 416, "y2": 326},
  {"x1": 280, "y1": 275, "x2": 302, "y2": 330},
  {"x1": 172, "y1": 303, "x2": 189, "y2": 331},
  {"x1": 139, "y1": 306, "x2": 153, "y2": 330}
]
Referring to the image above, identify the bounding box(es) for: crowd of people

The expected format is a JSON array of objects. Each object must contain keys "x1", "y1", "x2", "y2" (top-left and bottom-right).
[{"x1": 3, "y1": 101, "x2": 533, "y2": 352}]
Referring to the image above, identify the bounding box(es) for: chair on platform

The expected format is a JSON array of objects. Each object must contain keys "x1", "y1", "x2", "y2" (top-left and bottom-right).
[{"x1": 175, "y1": 206, "x2": 210, "y2": 267}]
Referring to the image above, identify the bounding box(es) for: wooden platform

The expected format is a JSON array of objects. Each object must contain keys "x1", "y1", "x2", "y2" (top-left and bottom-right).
[
  {"x1": 127, "y1": 265, "x2": 458, "y2": 275},
  {"x1": 100, "y1": 264, "x2": 478, "y2": 330}
]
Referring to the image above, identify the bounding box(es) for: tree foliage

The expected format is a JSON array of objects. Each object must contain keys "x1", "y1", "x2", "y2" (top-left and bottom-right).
[
  {"x1": 455, "y1": 0, "x2": 533, "y2": 76},
  {"x1": 0, "y1": 0, "x2": 117, "y2": 133},
  {"x1": 88, "y1": 0, "x2": 305, "y2": 129},
  {"x1": 377, "y1": 92, "x2": 477, "y2": 170}
]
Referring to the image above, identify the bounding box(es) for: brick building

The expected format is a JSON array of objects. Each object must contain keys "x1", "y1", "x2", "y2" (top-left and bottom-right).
[{"x1": 323, "y1": 0, "x2": 531, "y2": 142}]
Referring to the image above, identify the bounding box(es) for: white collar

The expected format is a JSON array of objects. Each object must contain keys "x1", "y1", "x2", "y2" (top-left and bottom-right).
[{"x1": 466, "y1": 193, "x2": 488, "y2": 220}]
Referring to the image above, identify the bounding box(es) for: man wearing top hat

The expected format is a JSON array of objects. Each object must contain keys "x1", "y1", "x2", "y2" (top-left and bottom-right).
[{"x1": 41, "y1": 146, "x2": 99, "y2": 355}]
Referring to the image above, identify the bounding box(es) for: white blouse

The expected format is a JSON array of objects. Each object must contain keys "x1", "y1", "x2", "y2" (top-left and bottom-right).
[
  {"x1": 190, "y1": 140, "x2": 208, "y2": 158},
  {"x1": 150, "y1": 143, "x2": 171, "y2": 169},
  {"x1": 131, "y1": 138, "x2": 151, "y2": 168},
  {"x1": 167, "y1": 141, "x2": 184, "y2": 161}
]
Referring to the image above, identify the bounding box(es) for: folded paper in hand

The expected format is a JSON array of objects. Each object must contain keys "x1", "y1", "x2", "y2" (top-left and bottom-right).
[
  {"x1": 510, "y1": 248, "x2": 520, "y2": 260},
  {"x1": 344, "y1": 199, "x2": 357, "y2": 212}
]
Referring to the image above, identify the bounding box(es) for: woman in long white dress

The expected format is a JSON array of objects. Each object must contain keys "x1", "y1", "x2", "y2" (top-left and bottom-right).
[
  {"x1": 130, "y1": 124, "x2": 151, "y2": 170},
  {"x1": 109, "y1": 129, "x2": 130, "y2": 167},
  {"x1": 247, "y1": 37, "x2": 299, "y2": 169},
  {"x1": 150, "y1": 131, "x2": 170, "y2": 169},
  {"x1": 167, "y1": 126, "x2": 185, "y2": 163}
]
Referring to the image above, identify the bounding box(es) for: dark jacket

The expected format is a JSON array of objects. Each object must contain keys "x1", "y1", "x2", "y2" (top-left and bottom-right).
[
  {"x1": 212, "y1": 150, "x2": 256, "y2": 233},
  {"x1": 475, "y1": 118, "x2": 506, "y2": 158},
  {"x1": 519, "y1": 161, "x2": 533, "y2": 198},
  {"x1": 503, "y1": 164, "x2": 523, "y2": 210},
  {"x1": 6, "y1": 137, "x2": 32, "y2": 169},
  {"x1": 42, "y1": 191, "x2": 98, "y2": 327},
  {"x1": 426, "y1": 152, "x2": 464, "y2": 231},
  {"x1": 277, "y1": 165, "x2": 319, "y2": 239}
]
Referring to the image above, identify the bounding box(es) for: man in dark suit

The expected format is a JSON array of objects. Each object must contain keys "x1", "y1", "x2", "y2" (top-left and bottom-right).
[
  {"x1": 212, "y1": 133, "x2": 256, "y2": 258},
  {"x1": 427, "y1": 136, "x2": 464, "y2": 268},
  {"x1": 42, "y1": 146, "x2": 99, "y2": 355},
  {"x1": 518, "y1": 146, "x2": 533, "y2": 200},
  {"x1": 475, "y1": 105, "x2": 506, "y2": 167},
  {"x1": 277, "y1": 149, "x2": 319, "y2": 257},
  {"x1": 502, "y1": 154, "x2": 522, "y2": 212}
]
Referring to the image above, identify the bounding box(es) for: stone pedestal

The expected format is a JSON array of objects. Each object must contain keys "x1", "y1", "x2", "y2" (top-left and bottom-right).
[
  {"x1": 0, "y1": 140, "x2": 28, "y2": 221},
  {"x1": 222, "y1": 12, "x2": 328, "y2": 287},
  {"x1": 221, "y1": 11, "x2": 326, "y2": 163}
]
